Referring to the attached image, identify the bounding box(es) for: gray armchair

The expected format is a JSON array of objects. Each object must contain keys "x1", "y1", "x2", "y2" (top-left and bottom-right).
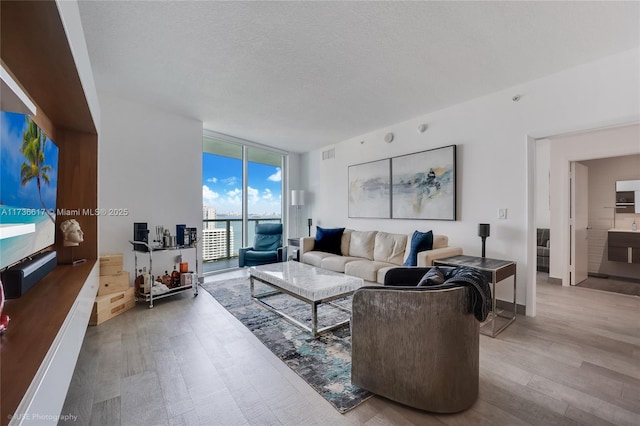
[{"x1": 351, "y1": 266, "x2": 480, "y2": 413}]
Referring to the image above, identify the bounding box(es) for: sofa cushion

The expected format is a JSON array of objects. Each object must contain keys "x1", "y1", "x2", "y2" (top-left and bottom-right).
[
  {"x1": 432, "y1": 234, "x2": 448, "y2": 250},
  {"x1": 244, "y1": 250, "x2": 279, "y2": 264},
  {"x1": 302, "y1": 251, "x2": 335, "y2": 267},
  {"x1": 349, "y1": 231, "x2": 377, "y2": 260},
  {"x1": 373, "y1": 232, "x2": 408, "y2": 265},
  {"x1": 341, "y1": 229, "x2": 354, "y2": 257},
  {"x1": 537, "y1": 246, "x2": 550, "y2": 257},
  {"x1": 403, "y1": 230, "x2": 434, "y2": 266},
  {"x1": 314, "y1": 227, "x2": 345, "y2": 255},
  {"x1": 346, "y1": 260, "x2": 395, "y2": 282},
  {"x1": 320, "y1": 255, "x2": 362, "y2": 273}
]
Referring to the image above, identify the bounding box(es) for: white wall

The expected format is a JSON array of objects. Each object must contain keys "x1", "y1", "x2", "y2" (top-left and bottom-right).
[
  {"x1": 98, "y1": 93, "x2": 203, "y2": 278},
  {"x1": 302, "y1": 48, "x2": 640, "y2": 312},
  {"x1": 535, "y1": 140, "x2": 551, "y2": 229}
]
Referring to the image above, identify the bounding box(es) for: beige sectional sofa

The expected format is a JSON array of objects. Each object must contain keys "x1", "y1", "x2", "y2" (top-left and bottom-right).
[{"x1": 299, "y1": 229, "x2": 462, "y2": 284}]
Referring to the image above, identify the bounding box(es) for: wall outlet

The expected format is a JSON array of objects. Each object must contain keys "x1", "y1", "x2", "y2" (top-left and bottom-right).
[{"x1": 498, "y1": 208, "x2": 507, "y2": 219}]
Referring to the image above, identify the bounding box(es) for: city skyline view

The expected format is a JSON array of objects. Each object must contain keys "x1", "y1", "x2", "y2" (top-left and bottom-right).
[{"x1": 202, "y1": 153, "x2": 282, "y2": 217}]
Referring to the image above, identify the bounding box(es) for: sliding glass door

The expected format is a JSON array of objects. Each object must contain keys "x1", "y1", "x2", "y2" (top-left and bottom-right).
[
  {"x1": 247, "y1": 146, "x2": 284, "y2": 246},
  {"x1": 202, "y1": 134, "x2": 284, "y2": 273}
]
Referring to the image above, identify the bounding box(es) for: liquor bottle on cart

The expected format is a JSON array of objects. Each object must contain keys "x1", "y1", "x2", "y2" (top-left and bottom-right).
[{"x1": 171, "y1": 266, "x2": 180, "y2": 288}]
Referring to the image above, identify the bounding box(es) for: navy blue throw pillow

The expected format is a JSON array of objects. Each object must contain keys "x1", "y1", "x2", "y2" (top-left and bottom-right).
[
  {"x1": 417, "y1": 266, "x2": 445, "y2": 287},
  {"x1": 314, "y1": 227, "x2": 345, "y2": 255},
  {"x1": 403, "y1": 230, "x2": 434, "y2": 266}
]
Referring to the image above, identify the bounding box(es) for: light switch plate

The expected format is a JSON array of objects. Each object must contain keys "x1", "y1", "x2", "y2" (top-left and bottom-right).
[{"x1": 498, "y1": 208, "x2": 507, "y2": 219}]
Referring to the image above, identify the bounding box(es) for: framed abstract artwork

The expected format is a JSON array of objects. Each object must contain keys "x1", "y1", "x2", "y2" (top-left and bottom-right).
[
  {"x1": 348, "y1": 159, "x2": 391, "y2": 218},
  {"x1": 391, "y1": 145, "x2": 456, "y2": 220}
]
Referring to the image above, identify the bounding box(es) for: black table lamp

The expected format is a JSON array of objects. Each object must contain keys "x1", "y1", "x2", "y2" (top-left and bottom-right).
[
  {"x1": 307, "y1": 218, "x2": 312, "y2": 236},
  {"x1": 478, "y1": 223, "x2": 490, "y2": 258}
]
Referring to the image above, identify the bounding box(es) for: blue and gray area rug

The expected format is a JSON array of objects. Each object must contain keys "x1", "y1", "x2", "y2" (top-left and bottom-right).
[{"x1": 201, "y1": 277, "x2": 372, "y2": 413}]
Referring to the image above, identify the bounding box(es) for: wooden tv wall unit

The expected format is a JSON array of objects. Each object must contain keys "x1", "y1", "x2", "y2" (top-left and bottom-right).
[{"x1": 1, "y1": 2, "x2": 99, "y2": 425}]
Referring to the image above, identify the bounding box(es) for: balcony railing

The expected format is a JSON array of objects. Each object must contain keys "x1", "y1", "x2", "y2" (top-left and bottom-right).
[{"x1": 202, "y1": 218, "x2": 281, "y2": 272}]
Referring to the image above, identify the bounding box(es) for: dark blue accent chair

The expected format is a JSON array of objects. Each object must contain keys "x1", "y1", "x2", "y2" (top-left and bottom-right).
[{"x1": 238, "y1": 223, "x2": 286, "y2": 267}]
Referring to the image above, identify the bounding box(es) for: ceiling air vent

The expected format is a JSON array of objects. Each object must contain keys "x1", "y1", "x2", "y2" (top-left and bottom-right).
[{"x1": 322, "y1": 148, "x2": 335, "y2": 160}]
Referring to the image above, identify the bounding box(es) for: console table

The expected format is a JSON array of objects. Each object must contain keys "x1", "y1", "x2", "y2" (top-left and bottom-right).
[{"x1": 434, "y1": 255, "x2": 516, "y2": 337}]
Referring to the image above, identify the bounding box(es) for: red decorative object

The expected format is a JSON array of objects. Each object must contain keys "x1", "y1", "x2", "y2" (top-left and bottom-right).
[{"x1": 0, "y1": 279, "x2": 10, "y2": 335}]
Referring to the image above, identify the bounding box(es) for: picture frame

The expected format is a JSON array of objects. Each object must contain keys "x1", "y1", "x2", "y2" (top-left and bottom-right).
[
  {"x1": 391, "y1": 145, "x2": 456, "y2": 220},
  {"x1": 348, "y1": 159, "x2": 391, "y2": 218}
]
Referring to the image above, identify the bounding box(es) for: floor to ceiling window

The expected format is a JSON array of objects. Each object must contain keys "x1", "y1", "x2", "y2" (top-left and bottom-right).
[
  {"x1": 202, "y1": 133, "x2": 285, "y2": 273},
  {"x1": 246, "y1": 146, "x2": 284, "y2": 247}
]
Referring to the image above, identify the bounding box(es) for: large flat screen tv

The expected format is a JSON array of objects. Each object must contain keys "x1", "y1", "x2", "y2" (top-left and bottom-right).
[{"x1": 0, "y1": 111, "x2": 59, "y2": 270}]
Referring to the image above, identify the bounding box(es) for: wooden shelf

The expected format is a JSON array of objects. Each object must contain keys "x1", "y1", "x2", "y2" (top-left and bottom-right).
[
  {"x1": 0, "y1": 262, "x2": 97, "y2": 425},
  {"x1": 0, "y1": 1, "x2": 96, "y2": 135}
]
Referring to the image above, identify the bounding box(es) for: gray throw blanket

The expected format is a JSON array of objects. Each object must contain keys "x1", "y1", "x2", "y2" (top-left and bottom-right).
[{"x1": 442, "y1": 266, "x2": 492, "y2": 322}]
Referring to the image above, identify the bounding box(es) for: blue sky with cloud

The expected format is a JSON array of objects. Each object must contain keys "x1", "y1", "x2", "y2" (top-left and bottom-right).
[
  {"x1": 0, "y1": 111, "x2": 59, "y2": 210},
  {"x1": 202, "y1": 153, "x2": 282, "y2": 216}
]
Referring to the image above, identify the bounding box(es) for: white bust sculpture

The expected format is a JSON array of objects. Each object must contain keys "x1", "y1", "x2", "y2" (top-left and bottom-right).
[{"x1": 60, "y1": 219, "x2": 84, "y2": 247}]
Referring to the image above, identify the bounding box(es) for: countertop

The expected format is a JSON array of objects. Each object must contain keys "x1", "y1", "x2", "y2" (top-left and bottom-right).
[{"x1": 608, "y1": 228, "x2": 640, "y2": 233}]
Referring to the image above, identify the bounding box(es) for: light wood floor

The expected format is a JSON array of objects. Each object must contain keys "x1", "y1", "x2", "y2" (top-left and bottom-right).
[{"x1": 60, "y1": 270, "x2": 640, "y2": 426}]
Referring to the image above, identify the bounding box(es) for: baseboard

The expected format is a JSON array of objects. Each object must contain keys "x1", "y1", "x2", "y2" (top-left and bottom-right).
[
  {"x1": 588, "y1": 273, "x2": 640, "y2": 284},
  {"x1": 588, "y1": 272, "x2": 608, "y2": 278},
  {"x1": 547, "y1": 276, "x2": 562, "y2": 285}
]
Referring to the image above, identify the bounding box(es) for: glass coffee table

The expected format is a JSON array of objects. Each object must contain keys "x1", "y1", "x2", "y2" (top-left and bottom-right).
[{"x1": 249, "y1": 262, "x2": 364, "y2": 337}]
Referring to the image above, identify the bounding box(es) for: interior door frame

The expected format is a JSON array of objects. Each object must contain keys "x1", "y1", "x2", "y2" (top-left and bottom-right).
[{"x1": 569, "y1": 161, "x2": 589, "y2": 285}]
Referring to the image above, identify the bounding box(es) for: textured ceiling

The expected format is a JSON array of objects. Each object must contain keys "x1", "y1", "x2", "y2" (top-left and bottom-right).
[{"x1": 78, "y1": 1, "x2": 639, "y2": 153}]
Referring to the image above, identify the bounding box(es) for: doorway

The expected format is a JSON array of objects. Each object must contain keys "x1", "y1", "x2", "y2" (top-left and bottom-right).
[{"x1": 530, "y1": 125, "x2": 640, "y2": 312}]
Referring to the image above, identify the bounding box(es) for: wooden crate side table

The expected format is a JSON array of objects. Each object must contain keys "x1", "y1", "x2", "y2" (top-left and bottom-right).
[{"x1": 434, "y1": 255, "x2": 516, "y2": 337}]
